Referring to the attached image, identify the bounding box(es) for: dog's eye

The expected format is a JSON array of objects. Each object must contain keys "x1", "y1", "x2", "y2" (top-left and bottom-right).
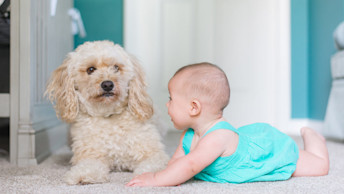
[
  {"x1": 114, "y1": 65, "x2": 119, "y2": 72},
  {"x1": 87, "y1": 67, "x2": 96, "y2": 75}
]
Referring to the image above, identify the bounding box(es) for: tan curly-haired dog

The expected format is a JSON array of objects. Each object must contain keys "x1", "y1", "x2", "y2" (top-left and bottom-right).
[{"x1": 45, "y1": 40, "x2": 169, "y2": 185}]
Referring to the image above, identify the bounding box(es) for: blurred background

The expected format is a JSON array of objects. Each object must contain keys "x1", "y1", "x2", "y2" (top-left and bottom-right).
[
  {"x1": 1, "y1": 0, "x2": 344, "y2": 165},
  {"x1": 74, "y1": 0, "x2": 342, "y2": 135}
]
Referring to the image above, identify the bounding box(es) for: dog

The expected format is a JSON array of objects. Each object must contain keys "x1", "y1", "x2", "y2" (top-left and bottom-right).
[{"x1": 45, "y1": 40, "x2": 169, "y2": 185}]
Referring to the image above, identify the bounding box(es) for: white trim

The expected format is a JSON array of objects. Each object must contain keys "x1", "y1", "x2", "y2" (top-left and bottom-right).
[
  {"x1": 10, "y1": 0, "x2": 20, "y2": 165},
  {"x1": 282, "y1": 119, "x2": 324, "y2": 136},
  {"x1": 275, "y1": 0, "x2": 291, "y2": 132},
  {"x1": 273, "y1": 1, "x2": 326, "y2": 137},
  {"x1": 282, "y1": 119, "x2": 308, "y2": 135}
]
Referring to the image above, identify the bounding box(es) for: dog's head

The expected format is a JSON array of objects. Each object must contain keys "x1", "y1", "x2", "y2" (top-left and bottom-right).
[{"x1": 45, "y1": 40, "x2": 153, "y2": 123}]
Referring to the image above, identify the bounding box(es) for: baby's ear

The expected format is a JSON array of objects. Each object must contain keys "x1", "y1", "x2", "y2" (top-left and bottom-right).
[
  {"x1": 45, "y1": 55, "x2": 79, "y2": 123},
  {"x1": 189, "y1": 100, "x2": 201, "y2": 116}
]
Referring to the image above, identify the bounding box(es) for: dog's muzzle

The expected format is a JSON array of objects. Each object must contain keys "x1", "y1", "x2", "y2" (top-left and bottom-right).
[{"x1": 101, "y1": 80, "x2": 115, "y2": 97}]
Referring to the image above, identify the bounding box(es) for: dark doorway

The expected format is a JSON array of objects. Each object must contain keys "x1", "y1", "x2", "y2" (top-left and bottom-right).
[{"x1": 0, "y1": 0, "x2": 10, "y2": 160}]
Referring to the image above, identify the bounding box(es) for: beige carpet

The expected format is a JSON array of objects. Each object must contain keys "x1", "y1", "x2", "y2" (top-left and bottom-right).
[{"x1": 1, "y1": 131, "x2": 344, "y2": 194}]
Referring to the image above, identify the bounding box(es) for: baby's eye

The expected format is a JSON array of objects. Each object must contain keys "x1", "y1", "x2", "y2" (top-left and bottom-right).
[
  {"x1": 168, "y1": 96, "x2": 172, "y2": 101},
  {"x1": 114, "y1": 64, "x2": 119, "y2": 72},
  {"x1": 87, "y1": 66, "x2": 96, "y2": 75}
]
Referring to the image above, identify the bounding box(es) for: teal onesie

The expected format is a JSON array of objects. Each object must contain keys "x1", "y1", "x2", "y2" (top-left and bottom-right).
[{"x1": 182, "y1": 121, "x2": 299, "y2": 183}]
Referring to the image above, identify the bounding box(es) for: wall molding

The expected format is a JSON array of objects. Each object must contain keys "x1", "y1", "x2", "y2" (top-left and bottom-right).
[{"x1": 282, "y1": 119, "x2": 324, "y2": 136}]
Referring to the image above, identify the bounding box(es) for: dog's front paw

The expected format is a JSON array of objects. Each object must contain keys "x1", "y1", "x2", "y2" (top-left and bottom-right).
[
  {"x1": 64, "y1": 159, "x2": 110, "y2": 185},
  {"x1": 134, "y1": 152, "x2": 169, "y2": 175}
]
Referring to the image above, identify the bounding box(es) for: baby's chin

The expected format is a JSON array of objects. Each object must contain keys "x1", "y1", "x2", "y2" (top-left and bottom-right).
[{"x1": 174, "y1": 125, "x2": 188, "y2": 131}]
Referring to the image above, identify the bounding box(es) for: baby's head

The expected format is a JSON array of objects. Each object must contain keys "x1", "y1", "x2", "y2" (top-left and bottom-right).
[{"x1": 169, "y1": 62, "x2": 230, "y2": 115}]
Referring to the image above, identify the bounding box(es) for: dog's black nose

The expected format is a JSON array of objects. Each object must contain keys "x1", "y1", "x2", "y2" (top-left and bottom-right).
[{"x1": 101, "y1": 80, "x2": 114, "y2": 92}]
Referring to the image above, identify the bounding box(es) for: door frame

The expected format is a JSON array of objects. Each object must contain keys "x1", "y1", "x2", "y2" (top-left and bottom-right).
[{"x1": 10, "y1": 0, "x2": 21, "y2": 165}]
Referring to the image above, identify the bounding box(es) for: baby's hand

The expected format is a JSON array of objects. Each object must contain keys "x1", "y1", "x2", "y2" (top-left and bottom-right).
[{"x1": 126, "y1": 172, "x2": 157, "y2": 187}]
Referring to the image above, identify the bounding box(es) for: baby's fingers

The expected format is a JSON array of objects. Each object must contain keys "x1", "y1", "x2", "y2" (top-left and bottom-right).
[
  {"x1": 125, "y1": 178, "x2": 142, "y2": 187},
  {"x1": 126, "y1": 179, "x2": 139, "y2": 187}
]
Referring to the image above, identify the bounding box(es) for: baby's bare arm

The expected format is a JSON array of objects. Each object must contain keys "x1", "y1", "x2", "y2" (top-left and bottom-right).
[
  {"x1": 168, "y1": 130, "x2": 187, "y2": 166},
  {"x1": 127, "y1": 130, "x2": 234, "y2": 187}
]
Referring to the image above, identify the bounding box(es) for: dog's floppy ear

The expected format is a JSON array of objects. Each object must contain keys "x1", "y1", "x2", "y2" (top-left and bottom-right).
[
  {"x1": 45, "y1": 55, "x2": 79, "y2": 123},
  {"x1": 127, "y1": 57, "x2": 154, "y2": 121}
]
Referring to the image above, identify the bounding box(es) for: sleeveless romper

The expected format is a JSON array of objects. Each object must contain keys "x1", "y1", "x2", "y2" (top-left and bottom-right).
[{"x1": 182, "y1": 121, "x2": 299, "y2": 183}]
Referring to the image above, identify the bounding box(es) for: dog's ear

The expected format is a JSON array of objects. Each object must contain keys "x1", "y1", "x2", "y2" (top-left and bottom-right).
[
  {"x1": 45, "y1": 55, "x2": 79, "y2": 123},
  {"x1": 127, "y1": 57, "x2": 154, "y2": 121}
]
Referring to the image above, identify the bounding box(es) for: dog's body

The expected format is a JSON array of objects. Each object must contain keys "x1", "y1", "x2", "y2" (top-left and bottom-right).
[{"x1": 45, "y1": 41, "x2": 169, "y2": 185}]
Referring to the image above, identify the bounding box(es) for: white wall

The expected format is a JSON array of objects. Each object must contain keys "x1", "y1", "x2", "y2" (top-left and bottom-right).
[{"x1": 125, "y1": 0, "x2": 296, "y2": 134}]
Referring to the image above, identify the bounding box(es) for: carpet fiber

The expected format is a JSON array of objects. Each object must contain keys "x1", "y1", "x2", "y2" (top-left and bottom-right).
[{"x1": 1, "y1": 131, "x2": 344, "y2": 194}]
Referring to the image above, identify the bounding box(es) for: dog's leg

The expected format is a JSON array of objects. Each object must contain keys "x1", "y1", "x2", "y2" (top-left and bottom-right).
[
  {"x1": 133, "y1": 151, "x2": 169, "y2": 175},
  {"x1": 64, "y1": 159, "x2": 110, "y2": 185}
]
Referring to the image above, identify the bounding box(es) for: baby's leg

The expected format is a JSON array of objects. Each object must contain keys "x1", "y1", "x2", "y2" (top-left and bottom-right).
[{"x1": 292, "y1": 127, "x2": 329, "y2": 177}]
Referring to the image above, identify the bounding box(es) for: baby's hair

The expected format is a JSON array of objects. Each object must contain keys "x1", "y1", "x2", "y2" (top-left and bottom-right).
[{"x1": 173, "y1": 62, "x2": 230, "y2": 111}]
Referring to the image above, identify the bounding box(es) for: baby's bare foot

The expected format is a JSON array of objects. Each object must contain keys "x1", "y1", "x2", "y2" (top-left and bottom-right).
[{"x1": 300, "y1": 127, "x2": 326, "y2": 142}]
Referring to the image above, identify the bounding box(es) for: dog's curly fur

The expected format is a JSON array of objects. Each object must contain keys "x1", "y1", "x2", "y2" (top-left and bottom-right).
[{"x1": 45, "y1": 40, "x2": 169, "y2": 185}]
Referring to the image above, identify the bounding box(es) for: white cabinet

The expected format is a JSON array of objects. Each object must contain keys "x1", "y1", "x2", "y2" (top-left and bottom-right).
[{"x1": 9, "y1": 0, "x2": 73, "y2": 165}]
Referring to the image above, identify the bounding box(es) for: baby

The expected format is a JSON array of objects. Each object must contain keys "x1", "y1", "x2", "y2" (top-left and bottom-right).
[{"x1": 126, "y1": 62, "x2": 329, "y2": 186}]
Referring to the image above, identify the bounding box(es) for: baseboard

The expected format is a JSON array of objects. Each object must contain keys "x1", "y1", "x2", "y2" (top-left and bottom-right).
[
  {"x1": 16, "y1": 121, "x2": 69, "y2": 166},
  {"x1": 35, "y1": 123, "x2": 69, "y2": 163},
  {"x1": 283, "y1": 119, "x2": 324, "y2": 136}
]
